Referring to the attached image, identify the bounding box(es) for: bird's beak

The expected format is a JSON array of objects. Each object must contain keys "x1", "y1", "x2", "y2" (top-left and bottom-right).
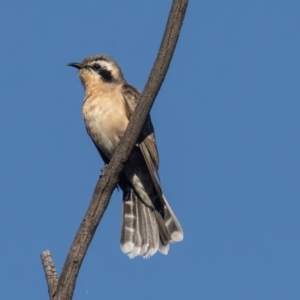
[{"x1": 67, "y1": 62, "x2": 82, "y2": 69}]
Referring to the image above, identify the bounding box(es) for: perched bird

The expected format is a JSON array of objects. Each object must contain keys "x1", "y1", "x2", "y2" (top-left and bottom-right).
[{"x1": 68, "y1": 54, "x2": 183, "y2": 258}]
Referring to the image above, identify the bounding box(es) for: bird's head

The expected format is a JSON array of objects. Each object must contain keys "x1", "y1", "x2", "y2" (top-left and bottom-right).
[{"x1": 68, "y1": 54, "x2": 124, "y2": 89}]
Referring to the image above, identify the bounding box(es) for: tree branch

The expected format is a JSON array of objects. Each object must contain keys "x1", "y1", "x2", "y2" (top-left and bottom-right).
[
  {"x1": 41, "y1": 1, "x2": 188, "y2": 299},
  {"x1": 40, "y1": 250, "x2": 58, "y2": 298}
]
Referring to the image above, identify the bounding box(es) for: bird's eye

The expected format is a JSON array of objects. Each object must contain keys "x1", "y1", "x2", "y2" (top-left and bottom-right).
[{"x1": 93, "y1": 64, "x2": 100, "y2": 70}]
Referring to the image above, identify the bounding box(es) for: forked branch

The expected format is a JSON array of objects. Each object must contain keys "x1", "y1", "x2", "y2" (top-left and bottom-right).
[{"x1": 40, "y1": 1, "x2": 188, "y2": 299}]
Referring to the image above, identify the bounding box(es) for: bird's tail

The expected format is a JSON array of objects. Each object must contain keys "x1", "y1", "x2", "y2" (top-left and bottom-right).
[{"x1": 120, "y1": 190, "x2": 183, "y2": 258}]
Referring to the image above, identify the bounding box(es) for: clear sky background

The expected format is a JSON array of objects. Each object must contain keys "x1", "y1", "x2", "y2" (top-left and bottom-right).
[{"x1": 1, "y1": 1, "x2": 299, "y2": 299}]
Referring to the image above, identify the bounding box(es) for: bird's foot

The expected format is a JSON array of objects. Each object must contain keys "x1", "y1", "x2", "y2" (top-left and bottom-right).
[{"x1": 100, "y1": 165, "x2": 108, "y2": 177}]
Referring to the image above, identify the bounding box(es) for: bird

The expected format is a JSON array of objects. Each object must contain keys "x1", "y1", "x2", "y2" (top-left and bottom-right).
[{"x1": 68, "y1": 54, "x2": 183, "y2": 258}]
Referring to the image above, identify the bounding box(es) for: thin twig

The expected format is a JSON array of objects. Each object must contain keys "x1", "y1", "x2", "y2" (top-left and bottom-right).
[
  {"x1": 40, "y1": 250, "x2": 59, "y2": 298},
  {"x1": 41, "y1": 1, "x2": 188, "y2": 299}
]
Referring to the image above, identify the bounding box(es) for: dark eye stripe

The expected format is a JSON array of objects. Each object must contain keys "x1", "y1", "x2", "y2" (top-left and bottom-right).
[{"x1": 100, "y1": 70, "x2": 113, "y2": 82}]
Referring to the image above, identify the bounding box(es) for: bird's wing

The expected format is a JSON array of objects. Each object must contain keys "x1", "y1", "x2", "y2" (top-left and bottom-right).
[
  {"x1": 121, "y1": 84, "x2": 162, "y2": 197},
  {"x1": 121, "y1": 83, "x2": 183, "y2": 255},
  {"x1": 121, "y1": 84, "x2": 159, "y2": 167}
]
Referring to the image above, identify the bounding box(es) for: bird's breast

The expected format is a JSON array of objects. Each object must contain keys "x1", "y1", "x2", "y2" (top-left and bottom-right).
[{"x1": 82, "y1": 90, "x2": 129, "y2": 159}]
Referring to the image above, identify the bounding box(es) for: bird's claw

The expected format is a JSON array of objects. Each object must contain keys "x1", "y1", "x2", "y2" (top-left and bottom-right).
[{"x1": 100, "y1": 165, "x2": 108, "y2": 177}]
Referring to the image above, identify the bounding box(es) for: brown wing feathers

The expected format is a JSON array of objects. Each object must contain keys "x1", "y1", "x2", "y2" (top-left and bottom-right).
[{"x1": 120, "y1": 84, "x2": 183, "y2": 258}]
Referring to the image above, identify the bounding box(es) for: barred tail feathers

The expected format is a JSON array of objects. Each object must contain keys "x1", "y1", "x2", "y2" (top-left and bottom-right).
[
  {"x1": 120, "y1": 191, "x2": 159, "y2": 258},
  {"x1": 120, "y1": 191, "x2": 183, "y2": 258},
  {"x1": 162, "y1": 194, "x2": 184, "y2": 242}
]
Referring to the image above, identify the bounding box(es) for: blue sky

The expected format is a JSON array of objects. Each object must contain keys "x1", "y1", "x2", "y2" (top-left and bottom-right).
[{"x1": 1, "y1": 1, "x2": 299, "y2": 299}]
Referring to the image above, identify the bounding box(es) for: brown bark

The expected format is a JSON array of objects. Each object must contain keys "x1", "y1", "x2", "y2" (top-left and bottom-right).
[
  {"x1": 41, "y1": 1, "x2": 189, "y2": 299},
  {"x1": 40, "y1": 250, "x2": 58, "y2": 298}
]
